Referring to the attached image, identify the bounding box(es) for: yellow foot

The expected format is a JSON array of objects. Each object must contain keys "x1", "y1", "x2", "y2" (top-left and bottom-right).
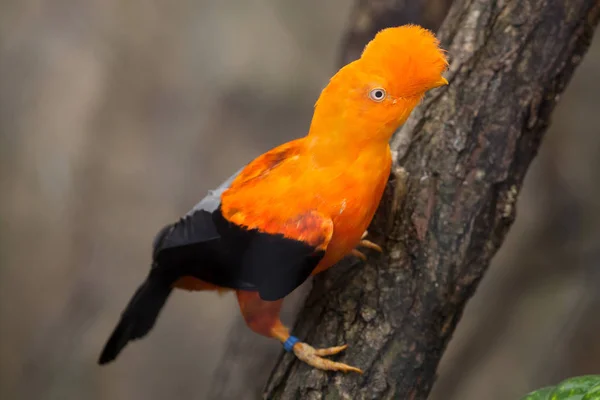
[{"x1": 292, "y1": 342, "x2": 363, "y2": 374}]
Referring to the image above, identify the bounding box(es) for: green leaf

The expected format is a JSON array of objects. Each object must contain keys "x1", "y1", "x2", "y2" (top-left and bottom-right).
[
  {"x1": 581, "y1": 382, "x2": 600, "y2": 400},
  {"x1": 521, "y1": 386, "x2": 553, "y2": 400},
  {"x1": 520, "y1": 375, "x2": 600, "y2": 400}
]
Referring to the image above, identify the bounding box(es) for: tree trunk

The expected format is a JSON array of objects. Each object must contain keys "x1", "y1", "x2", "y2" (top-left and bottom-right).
[{"x1": 264, "y1": 0, "x2": 600, "y2": 399}]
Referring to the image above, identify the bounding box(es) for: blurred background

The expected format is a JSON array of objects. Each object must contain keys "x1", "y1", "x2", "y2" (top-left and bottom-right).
[{"x1": 0, "y1": 1, "x2": 598, "y2": 399}]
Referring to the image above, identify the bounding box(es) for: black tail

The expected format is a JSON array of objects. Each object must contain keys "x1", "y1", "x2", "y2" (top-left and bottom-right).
[{"x1": 98, "y1": 270, "x2": 173, "y2": 365}]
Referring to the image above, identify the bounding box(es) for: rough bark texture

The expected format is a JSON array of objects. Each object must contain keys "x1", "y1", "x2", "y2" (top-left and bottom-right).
[{"x1": 264, "y1": 0, "x2": 600, "y2": 399}]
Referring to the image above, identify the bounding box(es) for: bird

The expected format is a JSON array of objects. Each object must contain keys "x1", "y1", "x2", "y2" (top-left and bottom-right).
[{"x1": 98, "y1": 24, "x2": 449, "y2": 373}]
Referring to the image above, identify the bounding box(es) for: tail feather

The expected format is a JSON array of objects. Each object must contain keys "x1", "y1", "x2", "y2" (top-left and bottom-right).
[{"x1": 98, "y1": 272, "x2": 173, "y2": 365}]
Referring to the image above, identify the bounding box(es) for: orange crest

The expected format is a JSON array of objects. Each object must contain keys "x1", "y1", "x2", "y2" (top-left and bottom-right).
[{"x1": 360, "y1": 25, "x2": 449, "y2": 97}]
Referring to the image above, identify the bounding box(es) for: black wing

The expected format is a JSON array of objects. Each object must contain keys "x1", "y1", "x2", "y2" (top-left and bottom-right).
[
  {"x1": 211, "y1": 208, "x2": 328, "y2": 301},
  {"x1": 148, "y1": 165, "x2": 331, "y2": 298},
  {"x1": 152, "y1": 209, "x2": 255, "y2": 290}
]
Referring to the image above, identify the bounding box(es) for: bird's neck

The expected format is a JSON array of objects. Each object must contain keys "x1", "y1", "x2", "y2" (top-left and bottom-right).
[
  {"x1": 305, "y1": 111, "x2": 397, "y2": 166},
  {"x1": 306, "y1": 126, "x2": 391, "y2": 167}
]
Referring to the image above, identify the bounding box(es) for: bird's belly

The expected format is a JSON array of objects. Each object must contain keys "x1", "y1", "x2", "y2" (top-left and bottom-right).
[{"x1": 312, "y1": 182, "x2": 387, "y2": 274}]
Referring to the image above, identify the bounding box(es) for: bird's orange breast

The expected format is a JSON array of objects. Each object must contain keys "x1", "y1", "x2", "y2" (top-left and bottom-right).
[
  {"x1": 221, "y1": 139, "x2": 392, "y2": 275},
  {"x1": 312, "y1": 148, "x2": 391, "y2": 274}
]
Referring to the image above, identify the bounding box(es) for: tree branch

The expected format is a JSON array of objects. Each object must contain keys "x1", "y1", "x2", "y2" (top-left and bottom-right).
[{"x1": 264, "y1": 0, "x2": 600, "y2": 398}]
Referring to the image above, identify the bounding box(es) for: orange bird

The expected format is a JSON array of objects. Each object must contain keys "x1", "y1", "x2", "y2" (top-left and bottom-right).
[{"x1": 98, "y1": 25, "x2": 448, "y2": 373}]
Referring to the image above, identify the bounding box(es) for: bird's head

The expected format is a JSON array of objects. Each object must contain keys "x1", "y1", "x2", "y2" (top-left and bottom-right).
[{"x1": 310, "y1": 25, "x2": 448, "y2": 144}]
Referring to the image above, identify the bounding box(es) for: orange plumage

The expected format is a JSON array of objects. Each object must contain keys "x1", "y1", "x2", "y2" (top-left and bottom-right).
[
  {"x1": 98, "y1": 24, "x2": 448, "y2": 373},
  {"x1": 221, "y1": 25, "x2": 448, "y2": 275}
]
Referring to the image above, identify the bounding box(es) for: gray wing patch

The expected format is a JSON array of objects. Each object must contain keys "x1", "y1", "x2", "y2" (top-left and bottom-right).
[
  {"x1": 153, "y1": 166, "x2": 245, "y2": 253},
  {"x1": 185, "y1": 166, "x2": 245, "y2": 215}
]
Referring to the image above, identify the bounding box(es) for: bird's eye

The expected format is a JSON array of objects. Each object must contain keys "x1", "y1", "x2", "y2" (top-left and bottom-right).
[{"x1": 369, "y1": 88, "x2": 386, "y2": 102}]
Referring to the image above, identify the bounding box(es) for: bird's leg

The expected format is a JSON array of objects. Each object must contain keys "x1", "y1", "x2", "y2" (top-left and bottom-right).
[{"x1": 236, "y1": 290, "x2": 362, "y2": 373}]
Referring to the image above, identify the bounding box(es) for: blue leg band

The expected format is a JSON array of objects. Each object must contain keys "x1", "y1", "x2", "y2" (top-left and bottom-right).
[{"x1": 283, "y1": 336, "x2": 300, "y2": 352}]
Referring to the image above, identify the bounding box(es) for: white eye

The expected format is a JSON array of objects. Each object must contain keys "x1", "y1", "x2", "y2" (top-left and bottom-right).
[{"x1": 369, "y1": 88, "x2": 386, "y2": 102}]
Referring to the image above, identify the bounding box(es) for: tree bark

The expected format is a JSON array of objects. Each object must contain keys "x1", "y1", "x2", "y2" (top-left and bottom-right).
[{"x1": 264, "y1": 0, "x2": 600, "y2": 399}]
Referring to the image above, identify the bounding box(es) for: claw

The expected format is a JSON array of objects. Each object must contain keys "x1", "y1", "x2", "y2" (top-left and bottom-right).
[
  {"x1": 313, "y1": 344, "x2": 348, "y2": 356},
  {"x1": 357, "y1": 231, "x2": 383, "y2": 253},
  {"x1": 358, "y1": 239, "x2": 383, "y2": 253},
  {"x1": 351, "y1": 249, "x2": 367, "y2": 261},
  {"x1": 292, "y1": 342, "x2": 363, "y2": 374}
]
